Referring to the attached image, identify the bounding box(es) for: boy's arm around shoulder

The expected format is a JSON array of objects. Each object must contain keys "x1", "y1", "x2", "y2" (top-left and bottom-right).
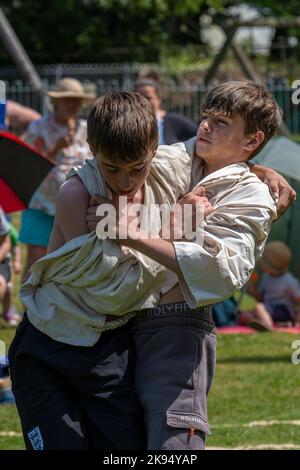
[
  {"x1": 249, "y1": 162, "x2": 296, "y2": 216},
  {"x1": 173, "y1": 175, "x2": 277, "y2": 308},
  {"x1": 48, "y1": 175, "x2": 90, "y2": 253}
]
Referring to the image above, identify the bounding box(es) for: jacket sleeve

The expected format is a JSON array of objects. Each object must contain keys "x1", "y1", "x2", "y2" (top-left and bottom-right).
[{"x1": 173, "y1": 181, "x2": 277, "y2": 307}]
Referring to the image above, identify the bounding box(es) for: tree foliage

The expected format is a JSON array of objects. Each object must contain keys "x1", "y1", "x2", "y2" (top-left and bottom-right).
[
  {"x1": 0, "y1": 0, "x2": 220, "y2": 63},
  {"x1": 1, "y1": 1, "x2": 299, "y2": 64}
]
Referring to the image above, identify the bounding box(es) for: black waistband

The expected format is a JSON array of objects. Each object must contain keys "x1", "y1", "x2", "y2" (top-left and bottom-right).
[
  {"x1": 141, "y1": 302, "x2": 211, "y2": 317},
  {"x1": 133, "y1": 302, "x2": 215, "y2": 332}
]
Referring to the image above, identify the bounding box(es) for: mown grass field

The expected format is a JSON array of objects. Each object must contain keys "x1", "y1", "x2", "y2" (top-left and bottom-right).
[
  {"x1": 1, "y1": 218, "x2": 300, "y2": 450},
  {"x1": 1, "y1": 326, "x2": 300, "y2": 450}
]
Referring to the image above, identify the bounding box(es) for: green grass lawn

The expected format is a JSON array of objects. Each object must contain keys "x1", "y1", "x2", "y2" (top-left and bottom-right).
[
  {"x1": 1, "y1": 231, "x2": 299, "y2": 449},
  {"x1": 0, "y1": 329, "x2": 24, "y2": 450},
  {"x1": 1, "y1": 327, "x2": 300, "y2": 450},
  {"x1": 207, "y1": 332, "x2": 300, "y2": 449},
  {"x1": 2, "y1": 141, "x2": 300, "y2": 450}
]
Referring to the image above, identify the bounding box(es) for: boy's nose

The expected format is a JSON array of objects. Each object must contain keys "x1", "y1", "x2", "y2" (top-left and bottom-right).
[
  {"x1": 118, "y1": 172, "x2": 133, "y2": 191},
  {"x1": 200, "y1": 119, "x2": 211, "y2": 133}
]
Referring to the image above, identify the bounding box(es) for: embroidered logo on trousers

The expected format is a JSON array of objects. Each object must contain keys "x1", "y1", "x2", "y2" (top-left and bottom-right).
[{"x1": 28, "y1": 426, "x2": 44, "y2": 450}]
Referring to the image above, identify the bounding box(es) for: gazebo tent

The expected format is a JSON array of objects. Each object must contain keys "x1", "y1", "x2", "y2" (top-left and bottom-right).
[{"x1": 254, "y1": 137, "x2": 300, "y2": 279}]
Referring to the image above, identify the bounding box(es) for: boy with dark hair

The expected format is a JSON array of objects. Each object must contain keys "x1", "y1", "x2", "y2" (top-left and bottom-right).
[{"x1": 9, "y1": 92, "x2": 201, "y2": 450}]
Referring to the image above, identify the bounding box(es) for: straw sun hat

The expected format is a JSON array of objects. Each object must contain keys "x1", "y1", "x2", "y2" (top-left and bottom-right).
[{"x1": 46, "y1": 78, "x2": 95, "y2": 104}]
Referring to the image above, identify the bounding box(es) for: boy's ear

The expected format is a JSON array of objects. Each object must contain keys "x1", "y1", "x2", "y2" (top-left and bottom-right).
[
  {"x1": 151, "y1": 144, "x2": 158, "y2": 159},
  {"x1": 87, "y1": 138, "x2": 94, "y2": 154},
  {"x1": 244, "y1": 131, "x2": 265, "y2": 152}
]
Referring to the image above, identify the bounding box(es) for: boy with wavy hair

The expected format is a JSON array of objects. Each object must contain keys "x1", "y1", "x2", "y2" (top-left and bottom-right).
[{"x1": 87, "y1": 82, "x2": 284, "y2": 450}]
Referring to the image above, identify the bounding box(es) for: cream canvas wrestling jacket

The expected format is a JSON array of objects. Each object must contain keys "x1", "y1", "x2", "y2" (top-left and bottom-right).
[
  {"x1": 20, "y1": 138, "x2": 277, "y2": 345},
  {"x1": 162, "y1": 138, "x2": 278, "y2": 307},
  {"x1": 20, "y1": 143, "x2": 191, "y2": 346}
]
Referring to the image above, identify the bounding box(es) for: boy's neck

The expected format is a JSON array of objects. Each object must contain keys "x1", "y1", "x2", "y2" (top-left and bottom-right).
[
  {"x1": 200, "y1": 147, "x2": 251, "y2": 177},
  {"x1": 204, "y1": 162, "x2": 222, "y2": 176},
  {"x1": 204, "y1": 161, "x2": 244, "y2": 176}
]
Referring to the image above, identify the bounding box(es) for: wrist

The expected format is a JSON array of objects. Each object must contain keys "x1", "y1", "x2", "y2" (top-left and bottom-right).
[
  {"x1": 248, "y1": 161, "x2": 261, "y2": 174},
  {"x1": 249, "y1": 162, "x2": 273, "y2": 178},
  {"x1": 118, "y1": 228, "x2": 149, "y2": 247}
]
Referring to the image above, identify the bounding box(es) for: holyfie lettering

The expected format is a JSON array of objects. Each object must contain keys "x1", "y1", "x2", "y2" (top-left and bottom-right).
[{"x1": 180, "y1": 415, "x2": 202, "y2": 424}]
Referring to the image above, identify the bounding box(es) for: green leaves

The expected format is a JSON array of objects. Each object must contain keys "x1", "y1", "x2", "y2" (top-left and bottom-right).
[{"x1": 0, "y1": 0, "x2": 208, "y2": 63}]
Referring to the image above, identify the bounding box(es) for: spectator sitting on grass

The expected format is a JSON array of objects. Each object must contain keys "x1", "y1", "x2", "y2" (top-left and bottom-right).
[{"x1": 246, "y1": 241, "x2": 300, "y2": 330}]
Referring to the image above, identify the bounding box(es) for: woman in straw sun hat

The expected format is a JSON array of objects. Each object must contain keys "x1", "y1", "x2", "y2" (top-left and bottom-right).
[
  {"x1": 46, "y1": 77, "x2": 95, "y2": 102},
  {"x1": 19, "y1": 78, "x2": 95, "y2": 279}
]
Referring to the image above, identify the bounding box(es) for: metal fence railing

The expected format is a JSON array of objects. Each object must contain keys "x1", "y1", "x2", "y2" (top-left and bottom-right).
[
  {"x1": 2, "y1": 74, "x2": 300, "y2": 134},
  {"x1": 0, "y1": 62, "x2": 143, "y2": 83}
]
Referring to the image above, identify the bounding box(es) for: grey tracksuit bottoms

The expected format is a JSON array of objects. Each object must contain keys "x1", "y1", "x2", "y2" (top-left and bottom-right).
[{"x1": 132, "y1": 302, "x2": 217, "y2": 450}]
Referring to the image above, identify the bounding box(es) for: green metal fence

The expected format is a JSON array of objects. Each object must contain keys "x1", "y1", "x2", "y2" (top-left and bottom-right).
[{"x1": 2, "y1": 75, "x2": 300, "y2": 133}]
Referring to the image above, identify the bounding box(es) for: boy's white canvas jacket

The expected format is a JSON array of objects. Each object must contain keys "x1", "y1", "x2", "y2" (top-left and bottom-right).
[
  {"x1": 167, "y1": 140, "x2": 277, "y2": 307},
  {"x1": 20, "y1": 144, "x2": 191, "y2": 346}
]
